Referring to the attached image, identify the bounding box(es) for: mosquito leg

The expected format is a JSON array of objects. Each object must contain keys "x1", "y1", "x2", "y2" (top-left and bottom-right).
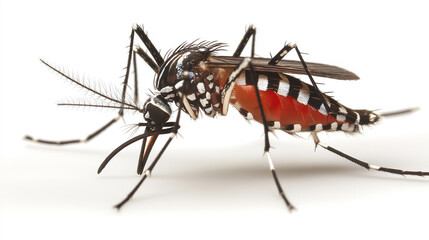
[
  {"x1": 248, "y1": 63, "x2": 295, "y2": 211},
  {"x1": 132, "y1": 50, "x2": 139, "y2": 104},
  {"x1": 25, "y1": 55, "x2": 149, "y2": 145},
  {"x1": 134, "y1": 46, "x2": 159, "y2": 73},
  {"x1": 133, "y1": 25, "x2": 164, "y2": 66},
  {"x1": 311, "y1": 133, "x2": 429, "y2": 177},
  {"x1": 114, "y1": 100, "x2": 183, "y2": 210},
  {"x1": 224, "y1": 39, "x2": 296, "y2": 210},
  {"x1": 24, "y1": 115, "x2": 121, "y2": 145},
  {"x1": 122, "y1": 24, "x2": 164, "y2": 109},
  {"x1": 267, "y1": 152, "x2": 296, "y2": 211},
  {"x1": 26, "y1": 29, "x2": 136, "y2": 145},
  {"x1": 268, "y1": 43, "x2": 331, "y2": 114},
  {"x1": 233, "y1": 25, "x2": 256, "y2": 57},
  {"x1": 221, "y1": 58, "x2": 251, "y2": 115},
  {"x1": 268, "y1": 42, "x2": 298, "y2": 65},
  {"x1": 222, "y1": 57, "x2": 295, "y2": 210},
  {"x1": 119, "y1": 28, "x2": 137, "y2": 116}
]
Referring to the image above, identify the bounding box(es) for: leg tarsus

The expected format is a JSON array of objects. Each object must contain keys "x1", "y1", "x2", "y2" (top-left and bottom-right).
[
  {"x1": 317, "y1": 140, "x2": 429, "y2": 177},
  {"x1": 266, "y1": 152, "x2": 296, "y2": 211},
  {"x1": 24, "y1": 115, "x2": 121, "y2": 145},
  {"x1": 311, "y1": 132, "x2": 320, "y2": 152}
]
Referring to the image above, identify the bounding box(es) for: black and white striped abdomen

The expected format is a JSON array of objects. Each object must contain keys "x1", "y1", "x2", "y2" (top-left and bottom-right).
[{"x1": 230, "y1": 71, "x2": 380, "y2": 133}]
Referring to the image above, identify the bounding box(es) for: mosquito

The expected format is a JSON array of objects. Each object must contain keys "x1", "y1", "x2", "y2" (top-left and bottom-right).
[{"x1": 25, "y1": 25, "x2": 427, "y2": 211}]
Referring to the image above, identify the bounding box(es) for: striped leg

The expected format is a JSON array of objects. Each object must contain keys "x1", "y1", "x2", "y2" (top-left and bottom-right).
[
  {"x1": 25, "y1": 25, "x2": 163, "y2": 146},
  {"x1": 24, "y1": 60, "x2": 126, "y2": 145},
  {"x1": 24, "y1": 115, "x2": 122, "y2": 145},
  {"x1": 248, "y1": 63, "x2": 295, "y2": 211},
  {"x1": 123, "y1": 25, "x2": 164, "y2": 108},
  {"x1": 312, "y1": 133, "x2": 429, "y2": 176},
  {"x1": 269, "y1": 43, "x2": 331, "y2": 115},
  {"x1": 114, "y1": 100, "x2": 183, "y2": 210},
  {"x1": 268, "y1": 42, "x2": 297, "y2": 65},
  {"x1": 233, "y1": 25, "x2": 256, "y2": 57},
  {"x1": 221, "y1": 58, "x2": 295, "y2": 211}
]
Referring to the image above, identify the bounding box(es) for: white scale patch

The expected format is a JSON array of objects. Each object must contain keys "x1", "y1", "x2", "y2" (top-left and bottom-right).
[
  {"x1": 336, "y1": 114, "x2": 346, "y2": 122},
  {"x1": 331, "y1": 122, "x2": 338, "y2": 130},
  {"x1": 277, "y1": 81, "x2": 290, "y2": 97},
  {"x1": 297, "y1": 89, "x2": 310, "y2": 105},
  {"x1": 314, "y1": 123, "x2": 323, "y2": 131},
  {"x1": 228, "y1": 58, "x2": 250, "y2": 84},
  {"x1": 197, "y1": 82, "x2": 205, "y2": 94},
  {"x1": 319, "y1": 100, "x2": 331, "y2": 116},
  {"x1": 187, "y1": 93, "x2": 196, "y2": 101},
  {"x1": 200, "y1": 98, "x2": 209, "y2": 107},
  {"x1": 369, "y1": 113, "x2": 377, "y2": 123},
  {"x1": 174, "y1": 80, "x2": 184, "y2": 89},
  {"x1": 215, "y1": 86, "x2": 220, "y2": 93},
  {"x1": 236, "y1": 74, "x2": 246, "y2": 86},
  {"x1": 355, "y1": 112, "x2": 361, "y2": 125},
  {"x1": 160, "y1": 86, "x2": 173, "y2": 94},
  {"x1": 280, "y1": 49, "x2": 289, "y2": 58},
  {"x1": 291, "y1": 124, "x2": 302, "y2": 132},
  {"x1": 369, "y1": 164, "x2": 381, "y2": 170},
  {"x1": 257, "y1": 75, "x2": 268, "y2": 91},
  {"x1": 273, "y1": 121, "x2": 281, "y2": 128},
  {"x1": 204, "y1": 106, "x2": 213, "y2": 113},
  {"x1": 336, "y1": 106, "x2": 347, "y2": 122}
]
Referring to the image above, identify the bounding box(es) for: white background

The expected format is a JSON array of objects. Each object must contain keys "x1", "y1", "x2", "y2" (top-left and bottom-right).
[{"x1": 1, "y1": 0, "x2": 429, "y2": 239}]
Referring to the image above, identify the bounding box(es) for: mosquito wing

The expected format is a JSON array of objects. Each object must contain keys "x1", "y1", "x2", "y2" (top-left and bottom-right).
[{"x1": 207, "y1": 56, "x2": 359, "y2": 80}]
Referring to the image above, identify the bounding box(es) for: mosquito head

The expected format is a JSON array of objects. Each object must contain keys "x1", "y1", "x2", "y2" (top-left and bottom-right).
[{"x1": 142, "y1": 94, "x2": 172, "y2": 126}]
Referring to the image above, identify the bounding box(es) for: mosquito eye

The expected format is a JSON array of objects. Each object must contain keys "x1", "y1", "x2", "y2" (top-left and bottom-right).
[{"x1": 143, "y1": 96, "x2": 172, "y2": 125}]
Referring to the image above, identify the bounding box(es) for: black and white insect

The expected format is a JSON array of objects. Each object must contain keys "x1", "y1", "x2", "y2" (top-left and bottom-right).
[{"x1": 25, "y1": 25, "x2": 428, "y2": 211}]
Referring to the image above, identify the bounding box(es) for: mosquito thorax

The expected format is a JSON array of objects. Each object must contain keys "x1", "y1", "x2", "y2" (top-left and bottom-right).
[
  {"x1": 143, "y1": 95, "x2": 172, "y2": 125},
  {"x1": 155, "y1": 43, "x2": 225, "y2": 118},
  {"x1": 156, "y1": 46, "x2": 212, "y2": 92}
]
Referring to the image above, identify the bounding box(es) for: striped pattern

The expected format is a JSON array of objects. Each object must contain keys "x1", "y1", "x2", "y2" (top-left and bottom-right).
[{"x1": 235, "y1": 71, "x2": 379, "y2": 133}]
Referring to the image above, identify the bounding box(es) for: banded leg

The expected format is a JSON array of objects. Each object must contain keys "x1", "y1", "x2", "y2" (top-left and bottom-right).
[
  {"x1": 24, "y1": 115, "x2": 121, "y2": 145},
  {"x1": 24, "y1": 57, "x2": 137, "y2": 145},
  {"x1": 233, "y1": 25, "x2": 256, "y2": 57},
  {"x1": 114, "y1": 100, "x2": 183, "y2": 210},
  {"x1": 122, "y1": 25, "x2": 164, "y2": 106},
  {"x1": 268, "y1": 43, "x2": 331, "y2": 115},
  {"x1": 221, "y1": 58, "x2": 295, "y2": 211},
  {"x1": 248, "y1": 63, "x2": 295, "y2": 211},
  {"x1": 25, "y1": 25, "x2": 163, "y2": 145},
  {"x1": 312, "y1": 133, "x2": 429, "y2": 176}
]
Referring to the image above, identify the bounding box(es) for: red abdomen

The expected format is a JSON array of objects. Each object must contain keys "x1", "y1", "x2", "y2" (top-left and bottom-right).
[{"x1": 225, "y1": 71, "x2": 378, "y2": 133}]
